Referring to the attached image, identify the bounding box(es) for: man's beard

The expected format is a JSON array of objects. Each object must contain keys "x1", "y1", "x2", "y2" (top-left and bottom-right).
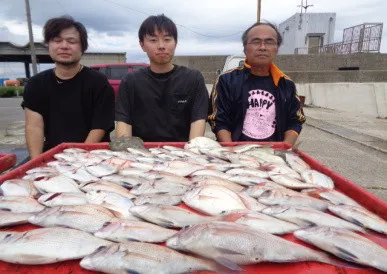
[{"x1": 52, "y1": 57, "x2": 80, "y2": 67}]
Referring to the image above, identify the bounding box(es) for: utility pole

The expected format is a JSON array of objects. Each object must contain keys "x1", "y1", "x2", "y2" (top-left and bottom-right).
[
  {"x1": 257, "y1": 0, "x2": 261, "y2": 23},
  {"x1": 24, "y1": 0, "x2": 38, "y2": 76}
]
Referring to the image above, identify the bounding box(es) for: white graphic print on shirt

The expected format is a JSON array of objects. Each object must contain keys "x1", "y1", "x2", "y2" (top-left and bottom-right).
[{"x1": 242, "y1": 89, "x2": 276, "y2": 139}]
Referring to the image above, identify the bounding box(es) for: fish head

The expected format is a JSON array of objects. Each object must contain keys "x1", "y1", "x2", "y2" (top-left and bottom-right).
[
  {"x1": 28, "y1": 207, "x2": 60, "y2": 223},
  {"x1": 80, "y1": 244, "x2": 122, "y2": 269}
]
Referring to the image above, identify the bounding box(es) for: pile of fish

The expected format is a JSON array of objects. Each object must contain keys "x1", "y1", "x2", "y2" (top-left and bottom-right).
[{"x1": 0, "y1": 136, "x2": 386, "y2": 273}]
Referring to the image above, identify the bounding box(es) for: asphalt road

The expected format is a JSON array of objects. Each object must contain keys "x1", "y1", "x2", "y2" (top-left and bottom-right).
[{"x1": 0, "y1": 97, "x2": 386, "y2": 200}]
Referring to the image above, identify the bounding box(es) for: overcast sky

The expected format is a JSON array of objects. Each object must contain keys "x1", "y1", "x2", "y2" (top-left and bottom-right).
[{"x1": 1, "y1": 0, "x2": 386, "y2": 78}]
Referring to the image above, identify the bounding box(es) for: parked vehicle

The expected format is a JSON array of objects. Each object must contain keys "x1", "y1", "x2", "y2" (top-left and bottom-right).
[
  {"x1": 216, "y1": 55, "x2": 245, "y2": 75},
  {"x1": 90, "y1": 63, "x2": 149, "y2": 96}
]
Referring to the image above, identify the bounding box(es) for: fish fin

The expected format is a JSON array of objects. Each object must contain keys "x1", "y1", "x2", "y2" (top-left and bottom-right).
[
  {"x1": 126, "y1": 238, "x2": 140, "y2": 242},
  {"x1": 156, "y1": 218, "x2": 176, "y2": 228},
  {"x1": 215, "y1": 247, "x2": 246, "y2": 256},
  {"x1": 125, "y1": 269, "x2": 141, "y2": 274},
  {"x1": 0, "y1": 208, "x2": 12, "y2": 211},
  {"x1": 335, "y1": 246, "x2": 359, "y2": 262},
  {"x1": 214, "y1": 257, "x2": 243, "y2": 271}
]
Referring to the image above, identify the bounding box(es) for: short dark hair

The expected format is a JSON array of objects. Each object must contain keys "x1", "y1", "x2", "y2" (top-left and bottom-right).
[
  {"x1": 43, "y1": 15, "x2": 88, "y2": 53},
  {"x1": 242, "y1": 22, "x2": 282, "y2": 51},
  {"x1": 138, "y1": 14, "x2": 177, "y2": 42}
]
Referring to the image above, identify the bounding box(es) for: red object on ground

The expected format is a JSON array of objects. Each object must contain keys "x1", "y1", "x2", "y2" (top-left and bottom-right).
[
  {"x1": 0, "y1": 142, "x2": 385, "y2": 274},
  {"x1": 0, "y1": 153, "x2": 16, "y2": 173}
]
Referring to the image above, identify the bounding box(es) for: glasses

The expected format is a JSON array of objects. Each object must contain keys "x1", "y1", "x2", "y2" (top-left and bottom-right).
[{"x1": 247, "y1": 38, "x2": 278, "y2": 48}]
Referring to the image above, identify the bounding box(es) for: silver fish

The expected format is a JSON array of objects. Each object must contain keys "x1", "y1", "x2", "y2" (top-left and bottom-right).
[
  {"x1": 0, "y1": 211, "x2": 34, "y2": 227},
  {"x1": 80, "y1": 242, "x2": 219, "y2": 274},
  {"x1": 270, "y1": 174, "x2": 319, "y2": 189},
  {"x1": 166, "y1": 221, "x2": 335, "y2": 266},
  {"x1": 258, "y1": 189, "x2": 330, "y2": 211},
  {"x1": 80, "y1": 181, "x2": 136, "y2": 199},
  {"x1": 220, "y1": 210, "x2": 299, "y2": 234},
  {"x1": 0, "y1": 179, "x2": 39, "y2": 197},
  {"x1": 130, "y1": 204, "x2": 215, "y2": 228},
  {"x1": 262, "y1": 205, "x2": 365, "y2": 232},
  {"x1": 133, "y1": 194, "x2": 182, "y2": 206},
  {"x1": 243, "y1": 180, "x2": 286, "y2": 198},
  {"x1": 86, "y1": 190, "x2": 135, "y2": 219},
  {"x1": 94, "y1": 220, "x2": 177, "y2": 243},
  {"x1": 285, "y1": 152, "x2": 310, "y2": 173},
  {"x1": 225, "y1": 167, "x2": 269, "y2": 178},
  {"x1": 183, "y1": 185, "x2": 248, "y2": 215},
  {"x1": 101, "y1": 174, "x2": 142, "y2": 189},
  {"x1": 0, "y1": 196, "x2": 45, "y2": 213},
  {"x1": 33, "y1": 175, "x2": 81, "y2": 193},
  {"x1": 301, "y1": 188, "x2": 361, "y2": 206},
  {"x1": 130, "y1": 179, "x2": 189, "y2": 196},
  {"x1": 37, "y1": 192, "x2": 88, "y2": 207},
  {"x1": 86, "y1": 163, "x2": 118, "y2": 177},
  {"x1": 191, "y1": 176, "x2": 245, "y2": 192},
  {"x1": 294, "y1": 226, "x2": 387, "y2": 272},
  {"x1": 301, "y1": 170, "x2": 335, "y2": 189},
  {"x1": 28, "y1": 204, "x2": 115, "y2": 233},
  {"x1": 62, "y1": 167, "x2": 99, "y2": 183},
  {"x1": 328, "y1": 204, "x2": 387, "y2": 234},
  {"x1": 0, "y1": 227, "x2": 110, "y2": 264}
]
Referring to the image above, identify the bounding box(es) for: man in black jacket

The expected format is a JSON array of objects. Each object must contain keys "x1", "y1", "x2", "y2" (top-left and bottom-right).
[{"x1": 208, "y1": 22, "x2": 305, "y2": 146}]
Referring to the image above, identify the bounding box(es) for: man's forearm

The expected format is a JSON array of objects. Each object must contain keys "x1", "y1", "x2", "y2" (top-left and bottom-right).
[
  {"x1": 216, "y1": 129, "x2": 232, "y2": 142},
  {"x1": 85, "y1": 129, "x2": 106, "y2": 143},
  {"x1": 25, "y1": 127, "x2": 44, "y2": 159},
  {"x1": 284, "y1": 130, "x2": 299, "y2": 146},
  {"x1": 189, "y1": 119, "x2": 206, "y2": 140},
  {"x1": 116, "y1": 121, "x2": 132, "y2": 138}
]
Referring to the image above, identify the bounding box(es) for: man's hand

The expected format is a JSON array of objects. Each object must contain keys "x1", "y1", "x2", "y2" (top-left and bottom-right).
[
  {"x1": 216, "y1": 129, "x2": 232, "y2": 142},
  {"x1": 25, "y1": 108, "x2": 44, "y2": 159},
  {"x1": 116, "y1": 121, "x2": 132, "y2": 138},
  {"x1": 284, "y1": 130, "x2": 299, "y2": 146}
]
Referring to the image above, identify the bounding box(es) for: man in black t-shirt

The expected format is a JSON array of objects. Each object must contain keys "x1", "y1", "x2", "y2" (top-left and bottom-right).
[
  {"x1": 115, "y1": 14, "x2": 209, "y2": 142},
  {"x1": 22, "y1": 16, "x2": 114, "y2": 159}
]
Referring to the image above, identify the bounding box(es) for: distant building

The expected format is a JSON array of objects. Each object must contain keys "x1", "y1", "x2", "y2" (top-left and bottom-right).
[{"x1": 278, "y1": 13, "x2": 336, "y2": 54}]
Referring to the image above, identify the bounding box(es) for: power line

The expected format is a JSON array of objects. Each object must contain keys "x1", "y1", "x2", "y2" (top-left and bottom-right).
[{"x1": 100, "y1": 0, "x2": 244, "y2": 39}]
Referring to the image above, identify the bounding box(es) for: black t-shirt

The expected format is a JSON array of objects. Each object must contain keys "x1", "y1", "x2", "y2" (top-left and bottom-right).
[
  {"x1": 22, "y1": 67, "x2": 115, "y2": 151},
  {"x1": 239, "y1": 75, "x2": 279, "y2": 141},
  {"x1": 115, "y1": 65, "x2": 209, "y2": 142}
]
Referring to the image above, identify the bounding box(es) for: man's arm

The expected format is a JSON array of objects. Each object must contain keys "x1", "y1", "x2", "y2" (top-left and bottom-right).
[
  {"x1": 284, "y1": 130, "x2": 299, "y2": 146},
  {"x1": 85, "y1": 129, "x2": 106, "y2": 143},
  {"x1": 285, "y1": 82, "x2": 306, "y2": 144},
  {"x1": 216, "y1": 129, "x2": 232, "y2": 142},
  {"x1": 116, "y1": 121, "x2": 132, "y2": 138},
  {"x1": 25, "y1": 108, "x2": 44, "y2": 159},
  {"x1": 189, "y1": 119, "x2": 206, "y2": 140},
  {"x1": 208, "y1": 76, "x2": 233, "y2": 141}
]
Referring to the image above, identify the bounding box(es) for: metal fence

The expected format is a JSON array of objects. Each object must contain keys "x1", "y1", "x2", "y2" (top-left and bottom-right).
[{"x1": 295, "y1": 23, "x2": 383, "y2": 54}]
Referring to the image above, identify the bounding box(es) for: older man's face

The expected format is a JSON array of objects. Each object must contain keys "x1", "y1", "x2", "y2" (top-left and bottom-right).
[{"x1": 245, "y1": 25, "x2": 279, "y2": 67}]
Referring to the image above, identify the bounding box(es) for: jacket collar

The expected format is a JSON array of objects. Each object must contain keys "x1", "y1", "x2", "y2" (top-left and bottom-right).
[{"x1": 243, "y1": 59, "x2": 286, "y2": 87}]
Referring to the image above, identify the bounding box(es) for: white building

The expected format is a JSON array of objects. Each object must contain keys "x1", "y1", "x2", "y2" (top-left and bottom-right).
[{"x1": 278, "y1": 13, "x2": 336, "y2": 54}]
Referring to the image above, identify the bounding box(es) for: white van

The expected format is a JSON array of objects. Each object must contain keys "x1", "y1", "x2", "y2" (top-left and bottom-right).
[{"x1": 217, "y1": 55, "x2": 245, "y2": 75}]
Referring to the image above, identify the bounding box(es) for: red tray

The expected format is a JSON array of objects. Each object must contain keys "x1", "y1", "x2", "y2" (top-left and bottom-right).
[
  {"x1": 0, "y1": 142, "x2": 386, "y2": 274},
  {"x1": 0, "y1": 153, "x2": 16, "y2": 173}
]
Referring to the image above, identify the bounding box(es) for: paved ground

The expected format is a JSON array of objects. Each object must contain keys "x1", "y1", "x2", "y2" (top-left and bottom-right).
[{"x1": 0, "y1": 97, "x2": 386, "y2": 200}]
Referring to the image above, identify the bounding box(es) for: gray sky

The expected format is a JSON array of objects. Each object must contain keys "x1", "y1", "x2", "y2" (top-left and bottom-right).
[{"x1": 1, "y1": 0, "x2": 386, "y2": 78}]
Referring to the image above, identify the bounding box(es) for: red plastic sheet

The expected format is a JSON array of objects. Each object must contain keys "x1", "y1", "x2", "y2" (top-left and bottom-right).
[
  {"x1": 0, "y1": 142, "x2": 386, "y2": 274},
  {"x1": 0, "y1": 153, "x2": 16, "y2": 173}
]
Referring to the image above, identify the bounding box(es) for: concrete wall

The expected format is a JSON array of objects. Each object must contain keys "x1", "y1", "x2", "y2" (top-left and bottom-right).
[
  {"x1": 297, "y1": 83, "x2": 387, "y2": 118},
  {"x1": 174, "y1": 54, "x2": 387, "y2": 84}
]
